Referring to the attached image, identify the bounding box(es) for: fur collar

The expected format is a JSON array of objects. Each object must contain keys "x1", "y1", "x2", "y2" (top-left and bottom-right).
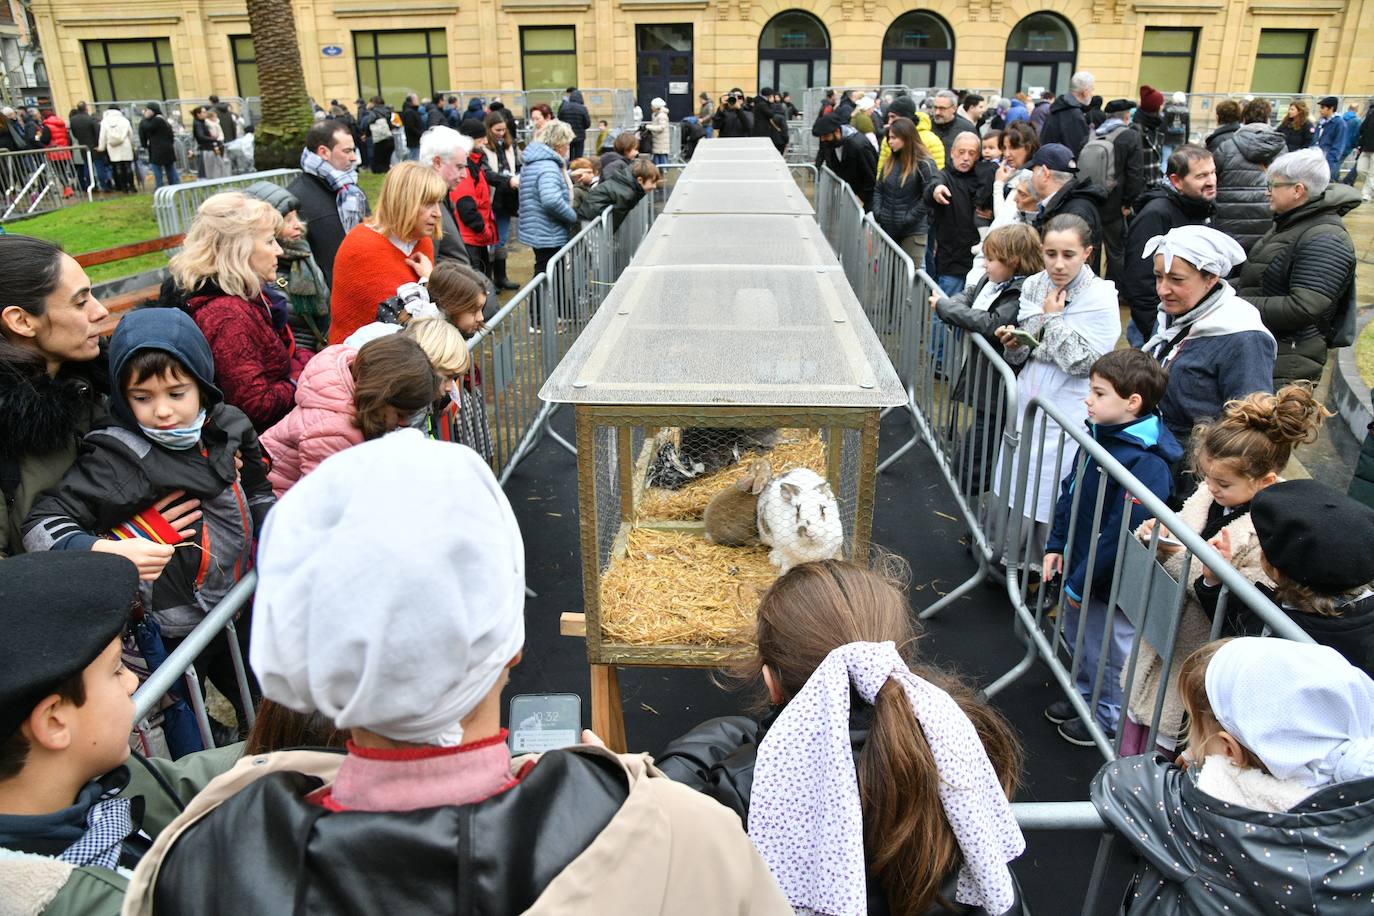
[{"x1": 0, "y1": 346, "x2": 108, "y2": 460}]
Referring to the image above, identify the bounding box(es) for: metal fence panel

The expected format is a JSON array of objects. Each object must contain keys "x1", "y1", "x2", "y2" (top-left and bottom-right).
[
  {"x1": 0, "y1": 145, "x2": 93, "y2": 221},
  {"x1": 152, "y1": 168, "x2": 301, "y2": 237}
]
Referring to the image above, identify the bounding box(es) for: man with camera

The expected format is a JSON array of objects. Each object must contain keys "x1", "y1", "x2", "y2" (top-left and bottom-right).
[{"x1": 712, "y1": 90, "x2": 752, "y2": 138}]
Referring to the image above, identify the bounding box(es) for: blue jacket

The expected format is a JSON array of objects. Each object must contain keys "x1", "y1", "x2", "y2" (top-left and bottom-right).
[
  {"x1": 1004, "y1": 100, "x2": 1030, "y2": 125},
  {"x1": 1317, "y1": 116, "x2": 1345, "y2": 174},
  {"x1": 1342, "y1": 111, "x2": 1362, "y2": 158},
  {"x1": 517, "y1": 142, "x2": 579, "y2": 249},
  {"x1": 1046, "y1": 414, "x2": 1182, "y2": 604}
]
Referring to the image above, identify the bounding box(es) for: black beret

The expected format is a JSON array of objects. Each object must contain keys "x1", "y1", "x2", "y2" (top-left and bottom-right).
[
  {"x1": 812, "y1": 114, "x2": 843, "y2": 137},
  {"x1": 888, "y1": 96, "x2": 917, "y2": 120},
  {"x1": 1252, "y1": 480, "x2": 1374, "y2": 593},
  {"x1": 0, "y1": 553, "x2": 138, "y2": 739},
  {"x1": 1104, "y1": 99, "x2": 1134, "y2": 114}
]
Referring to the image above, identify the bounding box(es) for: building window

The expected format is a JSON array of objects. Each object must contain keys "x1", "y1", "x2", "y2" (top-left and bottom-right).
[
  {"x1": 231, "y1": 36, "x2": 258, "y2": 98},
  {"x1": 83, "y1": 38, "x2": 179, "y2": 102},
  {"x1": 1251, "y1": 29, "x2": 1312, "y2": 93},
  {"x1": 1003, "y1": 13, "x2": 1076, "y2": 98},
  {"x1": 353, "y1": 29, "x2": 447, "y2": 106},
  {"x1": 758, "y1": 11, "x2": 829, "y2": 102},
  {"x1": 1138, "y1": 28, "x2": 1197, "y2": 93},
  {"x1": 521, "y1": 27, "x2": 577, "y2": 91},
  {"x1": 880, "y1": 12, "x2": 953, "y2": 90}
]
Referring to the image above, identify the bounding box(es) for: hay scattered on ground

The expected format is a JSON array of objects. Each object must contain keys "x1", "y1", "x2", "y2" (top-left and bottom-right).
[
  {"x1": 636, "y1": 430, "x2": 826, "y2": 522},
  {"x1": 600, "y1": 528, "x2": 777, "y2": 646}
]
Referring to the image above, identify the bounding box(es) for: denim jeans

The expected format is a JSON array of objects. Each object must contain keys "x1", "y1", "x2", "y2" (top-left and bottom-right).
[
  {"x1": 937, "y1": 274, "x2": 965, "y2": 296},
  {"x1": 495, "y1": 210, "x2": 512, "y2": 250},
  {"x1": 652, "y1": 153, "x2": 668, "y2": 166},
  {"x1": 94, "y1": 156, "x2": 113, "y2": 190},
  {"x1": 152, "y1": 163, "x2": 178, "y2": 188},
  {"x1": 1060, "y1": 595, "x2": 1134, "y2": 732}
]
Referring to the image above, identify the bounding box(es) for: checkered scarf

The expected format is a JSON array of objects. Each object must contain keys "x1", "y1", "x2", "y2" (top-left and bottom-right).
[
  {"x1": 300, "y1": 149, "x2": 367, "y2": 233},
  {"x1": 58, "y1": 796, "x2": 134, "y2": 871}
]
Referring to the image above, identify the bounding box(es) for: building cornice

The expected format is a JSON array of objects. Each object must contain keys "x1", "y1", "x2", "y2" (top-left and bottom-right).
[
  {"x1": 1130, "y1": 0, "x2": 1223, "y2": 12},
  {"x1": 54, "y1": 14, "x2": 180, "y2": 25},
  {"x1": 1245, "y1": 0, "x2": 1343, "y2": 13},
  {"x1": 618, "y1": 0, "x2": 709, "y2": 9},
  {"x1": 331, "y1": 3, "x2": 458, "y2": 16},
  {"x1": 498, "y1": 0, "x2": 592, "y2": 11}
]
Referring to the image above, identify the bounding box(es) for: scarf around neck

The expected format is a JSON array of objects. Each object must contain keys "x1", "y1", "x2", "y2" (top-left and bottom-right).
[
  {"x1": 58, "y1": 796, "x2": 134, "y2": 871},
  {"x1": 301, "y1": 149, "x2": 367, "y2": 233}
]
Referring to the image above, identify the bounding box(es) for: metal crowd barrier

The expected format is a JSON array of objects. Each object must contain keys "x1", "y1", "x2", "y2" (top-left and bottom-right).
[
  {"x1": 152, "y1": 168, "x2": 300, "y2": 237},
  {"x1": 816, "y1": 165, "x2": 865, "y2": 286},
  {"x1": 0, "y1": 145, "x2": 94, "y2": 220}
]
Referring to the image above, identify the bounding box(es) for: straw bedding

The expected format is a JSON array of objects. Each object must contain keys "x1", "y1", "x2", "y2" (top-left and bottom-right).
[
  {"x1": 599, "y1": 527, "x2": 777, "y2": 646},
  {"x1": 636, "y1": 429, "x2": 826, "y2": 522}
]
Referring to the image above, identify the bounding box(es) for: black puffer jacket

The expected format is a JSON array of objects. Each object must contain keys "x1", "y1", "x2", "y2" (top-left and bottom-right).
[
  {"x1": 557, "y1": 91, "x2": 591, "y2": 142},
  {"x1": 657, "y1": 706, "x2": 1026, "y2": 916},
  {"x1": 926, "y1": 161, "x2": 996, "y2": 277},
  {"x1": 1237, "y1": 183, "x2": 1361, "y2": 385},
  {"x1": 1039, "y1": 95, "x2": 1091, "y2": 156},
  {"x1": 0, "y1": 344, "x2": 108, "y2": 557},
  {"x1": 871, "y1": 156, "x2": 938, "y2": 240},
  {"x1": 1207, "y1": 123, "x2": 1285, "y2": 252},
  {"x1": 1033, "y1": 176, "x2": 1107, "y2": 250}
]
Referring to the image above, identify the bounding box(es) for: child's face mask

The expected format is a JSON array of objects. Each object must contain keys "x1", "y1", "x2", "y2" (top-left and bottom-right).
[
  {"x1": 127, "y1": 370, "x2": 204, "y2": 447},
  {"x1": 140, "y1": 409, "x2": 208, "y2": 450}
]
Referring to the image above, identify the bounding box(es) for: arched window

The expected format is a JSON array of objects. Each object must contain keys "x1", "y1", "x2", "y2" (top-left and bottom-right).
[
  {"x1": 881, "y1": 12, "x2": 954, "y2": 90},
  {"x1": 758, "y1": 11, "x2": 829, "y2": 102},
  {"x1": 1003, "y1": 13, "x2": 1076, "y2": 98}
]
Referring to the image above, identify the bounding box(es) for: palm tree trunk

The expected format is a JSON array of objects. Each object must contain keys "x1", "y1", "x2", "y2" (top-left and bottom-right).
[{"x1": 246, "y1": 0, "x2": 313, "y2": 169}]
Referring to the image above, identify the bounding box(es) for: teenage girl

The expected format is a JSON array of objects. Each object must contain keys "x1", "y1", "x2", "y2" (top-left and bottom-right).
[
  {"x1": 994, "y1": 214, "x2": 1122, "y2": 564},
  {"x1": 1123, "y1": 386, "x2": 1329, "y2": 754},
  {"x1": 657, "y1": 560, "x2": 1027, "y2": 916}
]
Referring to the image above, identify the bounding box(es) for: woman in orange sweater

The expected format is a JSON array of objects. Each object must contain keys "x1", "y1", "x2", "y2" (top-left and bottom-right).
[{"x1": 329, "y1": 161, "x2": 448, "y2": 344}]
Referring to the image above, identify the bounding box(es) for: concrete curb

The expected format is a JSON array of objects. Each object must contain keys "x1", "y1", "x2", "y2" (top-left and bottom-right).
[{"x1": 1330, "y1": 309, "x2": 1373, "y2": 443}]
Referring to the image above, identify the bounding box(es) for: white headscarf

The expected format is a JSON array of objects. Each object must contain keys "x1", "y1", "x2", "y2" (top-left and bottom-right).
[
  {"x1": 749, "y1": 641, "x2": 1024, "y2": 915},
  {"x1": 251, "y1": 430, "x2": 526, "y2": 746},
  {"x1": 1206, "y1": 638, "x2": 1374, "y2": 788},
  {"x1": 1142, "y1": 224, "x2": 1246, "y2": 280}
]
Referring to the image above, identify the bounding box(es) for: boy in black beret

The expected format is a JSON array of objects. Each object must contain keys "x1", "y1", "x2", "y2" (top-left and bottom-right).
[
  {"x1": 1196, "y1": 479, "x2": 1374, "y2": 675},
  {"x1": 0, "y1": 552, "x2": 241, "y2": 915}
]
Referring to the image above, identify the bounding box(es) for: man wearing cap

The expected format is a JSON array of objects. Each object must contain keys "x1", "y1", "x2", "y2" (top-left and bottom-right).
[
  {"x1": 123, "y1": 432, "x2": 790, "y2": 914},
  {"x1": 1086, "y1": 99, "x2": 1146, "y2": 279},
  {"x1": 1039, "y1": 72, "x2": 1095, "y2": 158},
  {"x1": 1132, "y1": 86, "x2": 1168, "y2": 190},
  {"x1": 1029, "y1": 143, "x2": 1106, "y2": 250},
  {"x1": 813, "y1": 113, "x2": 878, "y2": 210},
  {"x1": 0, "y1": 553, "x2": 241, "y2": 916},
  {"x1": 1316, "y1": 96, "x2": 1345, "y2": 179}
]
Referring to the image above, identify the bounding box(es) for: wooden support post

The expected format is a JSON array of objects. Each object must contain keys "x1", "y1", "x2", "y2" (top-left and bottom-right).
[{"x1": 590, "y1": 664, "x2": 627, "y2": 753}]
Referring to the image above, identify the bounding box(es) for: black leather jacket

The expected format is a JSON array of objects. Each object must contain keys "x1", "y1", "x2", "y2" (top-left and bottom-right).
[
  {"x1": 657, "y1": 704, "x2": 1026, "y2": 916},
  {"x1": 150, "y1": 749, "x2": 632, "y2": 914}
]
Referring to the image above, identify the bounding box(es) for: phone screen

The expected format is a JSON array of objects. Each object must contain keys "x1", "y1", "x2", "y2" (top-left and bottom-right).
[
  {"x1": 1009, "y1": 328, "x2": 1039, "y2": 349},
  {"x1": 508, "y1": 693, "x2": 582, "y2": 754}
]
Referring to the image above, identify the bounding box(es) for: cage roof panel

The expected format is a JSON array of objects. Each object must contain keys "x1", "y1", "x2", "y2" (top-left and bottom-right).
[
  {"x1": 635, "y1": 214, "x2": 839, "y2": 268},
  {"x1": 663, "y1": 179, "x2": 814, "y2": 216},
  {"x1": 540, "y1": 265, "x2": 906, "y2": 407}
]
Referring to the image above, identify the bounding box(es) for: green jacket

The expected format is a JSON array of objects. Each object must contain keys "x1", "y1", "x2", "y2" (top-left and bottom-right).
[
  {"x1": 0, "y1": 744, "x2": 242, "y2": 916},
  {"x1": 1236, "y1": 183, "x2": 1361, "y2": 385},
  {"x1": 0, "y1": 348, "x2": 108, "y2": 559}
]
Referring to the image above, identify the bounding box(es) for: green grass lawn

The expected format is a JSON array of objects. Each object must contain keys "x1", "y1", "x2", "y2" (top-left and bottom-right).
[
  {"x1": 4, "y1": 170, "x2": 390, "y2": 284},
  {"x1": 1358, "y1": 314, "x2": 1374, "y2": 388}
]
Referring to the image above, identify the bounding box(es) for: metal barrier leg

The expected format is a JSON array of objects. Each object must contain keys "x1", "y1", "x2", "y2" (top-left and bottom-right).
[
  {"x1": 183, "y1": 666, "x2": 214, "y2": 749},
  {"x1": 223, "y1": 619, "x2": 256, "y2": 731}
]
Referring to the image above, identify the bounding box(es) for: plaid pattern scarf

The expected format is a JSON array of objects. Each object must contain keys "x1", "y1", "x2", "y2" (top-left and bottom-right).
[
  {"x1": 58, "y1": 796, "x2": 134, "y2": 870},
  {"x1": 300, "y1": 149, "x2": 367, "y2": 233}
]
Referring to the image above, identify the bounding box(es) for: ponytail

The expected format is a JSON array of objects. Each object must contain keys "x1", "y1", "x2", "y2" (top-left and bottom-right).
[{"x1": 1192, "y1": 384, "x2": 1332, "y2": 480}]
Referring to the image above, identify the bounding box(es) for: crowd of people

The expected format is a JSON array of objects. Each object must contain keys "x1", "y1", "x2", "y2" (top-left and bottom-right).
[{"x1": 1, "y1": 76, "x2": 1374, "y2": 916}]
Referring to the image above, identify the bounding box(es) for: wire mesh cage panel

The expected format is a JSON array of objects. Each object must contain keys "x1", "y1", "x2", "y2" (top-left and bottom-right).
[
  {"x1": 573, "y1": 409, "x2": 878, "y2": 665},
  {"x1": 635, "y1": 214, "x2": 838, "y2": 268},
  {"x1": 681, "y1": 160, "x2": 796, "y2": 182},
  {"x1": 664, "y1": 179, "x2": 813, "y2": 216}
]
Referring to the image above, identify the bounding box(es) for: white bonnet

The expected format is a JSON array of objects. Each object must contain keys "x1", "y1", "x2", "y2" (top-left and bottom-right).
[
  {"x1": 1142, "y1": 224, "x2": 1246, "y2": 278},
  {"x1": 251, "y1": 430, "x2": 526, "y2": 746}
]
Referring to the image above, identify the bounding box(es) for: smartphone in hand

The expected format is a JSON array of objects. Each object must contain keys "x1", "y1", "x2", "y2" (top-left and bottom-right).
[
  {"x1": 1006, "y1": 328, "x2": 1040, "y2": 349},
  {"x1": 509, "y1": 693, "x2": 582, "y2": 754}
]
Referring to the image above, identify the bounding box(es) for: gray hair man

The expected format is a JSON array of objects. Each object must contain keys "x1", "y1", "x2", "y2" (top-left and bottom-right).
[
  {"x1": 1237, "y1": 147, "x2": 1361, "y2": 386},
  {"x1": 1040, "y1": 72, "x2": 1095, "y2": 157},
  {"x1": 929, "y1": 89, "x2": 976, "y2": 158}
]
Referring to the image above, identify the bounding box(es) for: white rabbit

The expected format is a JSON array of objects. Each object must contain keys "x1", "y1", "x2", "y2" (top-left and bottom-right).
[{"x1": 756, "y1": 468, "x2": 843, "y2": 574}]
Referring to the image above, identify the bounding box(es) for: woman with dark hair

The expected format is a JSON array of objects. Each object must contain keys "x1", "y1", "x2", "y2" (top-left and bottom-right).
[
  {"x1": 871, "y1": 117, "x2": 939, "y2": 268},
  {"x1": 1279, "y1": 101, "x2": 1316, "y2": 152},
  {"x1": 483, "y1": 112, "x2": 522, "y2": 290}
]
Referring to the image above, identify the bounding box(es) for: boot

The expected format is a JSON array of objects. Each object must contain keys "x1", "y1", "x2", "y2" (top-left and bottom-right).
[{"x1": 494, "y1": 252, "x2": 519, "y2": 291}]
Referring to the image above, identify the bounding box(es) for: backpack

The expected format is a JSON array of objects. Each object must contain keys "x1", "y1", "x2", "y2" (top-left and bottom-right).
[
  {"x1": 1078, "y1": 127, "x2": 1121, "y2": 193},
  {"x1": 369, "y1": 113, "x2": 391, "y2": 143}
]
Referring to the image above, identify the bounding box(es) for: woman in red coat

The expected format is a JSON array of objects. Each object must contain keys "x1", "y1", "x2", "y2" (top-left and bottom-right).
[
  {"x1": 164, "y1": 191, "x2": 311, "y2": 431},
  {"x1": 328, "y1": 161, "x2": 448, "y2": 344}
]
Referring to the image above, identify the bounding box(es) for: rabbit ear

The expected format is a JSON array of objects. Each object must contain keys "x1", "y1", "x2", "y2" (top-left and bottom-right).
[
  {"x1": 780, "y1": 482, "x2": 801, "y2": 503},
  {"x1": 820, "y1": 482, "x2": 834, "y2": 500},
  {"x1": 749, "y1": 459, "x2": 773, "y2": 495}
]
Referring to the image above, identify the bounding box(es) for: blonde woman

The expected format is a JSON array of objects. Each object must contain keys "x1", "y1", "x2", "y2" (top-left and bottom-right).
[
  {"x1": 164, "y1": 191, "x2": 307, "y2": 431},
  {"x1": 328, "y1": 160, "x2": 448, "y2": 344}
]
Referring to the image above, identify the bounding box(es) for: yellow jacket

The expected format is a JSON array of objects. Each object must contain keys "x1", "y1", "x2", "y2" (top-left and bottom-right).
[{"x1": 877, "y1": 110, "x2": 945, "y2": 177}]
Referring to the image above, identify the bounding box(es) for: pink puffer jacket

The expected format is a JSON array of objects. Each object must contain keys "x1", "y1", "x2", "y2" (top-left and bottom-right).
[{"x1": 260, "y1": 345, "x2": 362, "y2": 496}]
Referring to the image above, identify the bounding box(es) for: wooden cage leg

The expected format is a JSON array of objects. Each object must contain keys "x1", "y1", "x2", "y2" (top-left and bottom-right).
[{"x1": 590, "y1": 663, "x2": 627, "y2": 753}]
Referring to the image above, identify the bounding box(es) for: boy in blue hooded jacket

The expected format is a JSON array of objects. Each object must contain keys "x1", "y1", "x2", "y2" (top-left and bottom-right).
[
  {"x1": 23, "y1": 308, "x2": 274, "y2": 725},
  {"x1": 1042, "y1": 349, "x2": 1182, "y2": 746}
]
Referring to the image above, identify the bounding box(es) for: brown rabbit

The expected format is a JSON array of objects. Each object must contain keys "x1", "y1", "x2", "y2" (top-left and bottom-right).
[{"x1": 703, "y1": 458, "x2": 773, "y2": 547}]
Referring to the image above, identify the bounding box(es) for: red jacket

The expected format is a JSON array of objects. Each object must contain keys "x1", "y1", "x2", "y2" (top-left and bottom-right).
[
  {"x1": 184, "y1": 288, "x2": 310, "y2": 432},
  {"x1": 43, "y1": 115, "x2": 71, "y2": 161},
  {"x1": 328, "y1": 225, "x2": 436, "y2": 345},
  {"x1": 449, "y1": 151, "x2": 499, "y2": 248}
]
